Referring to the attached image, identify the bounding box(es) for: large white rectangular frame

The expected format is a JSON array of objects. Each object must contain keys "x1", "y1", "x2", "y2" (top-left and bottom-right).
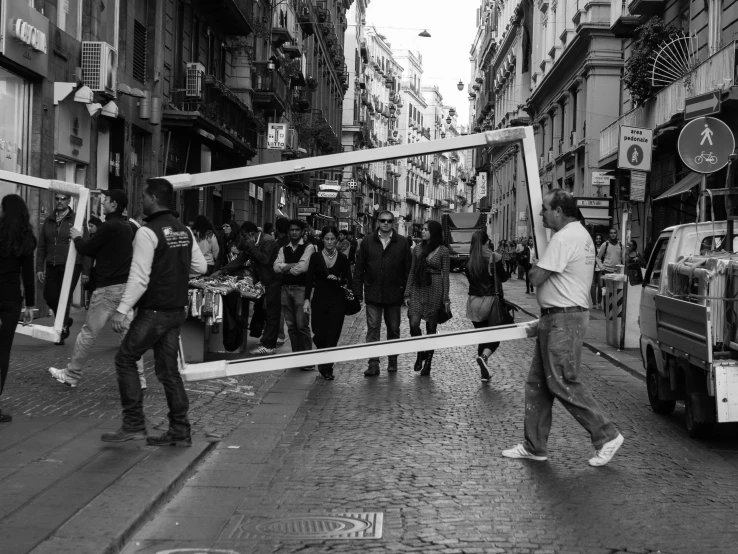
[
  {"x1": 0, "y1": 170, "x2": 89, "y2": 342},
  {"x1": 156, "y1": 126, "x2": 547, "y2": 381}
]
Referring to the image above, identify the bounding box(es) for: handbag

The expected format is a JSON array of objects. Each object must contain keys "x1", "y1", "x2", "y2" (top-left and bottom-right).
[
  {"x1": 486, "y1": 255, "x2": 518, "y2": 326},
  {"x1": 343, "y1": 286, "x2": 361, "y2": 315},
  {"x1": 436, "y1": 304, "x2": 452, "y2": 324}
]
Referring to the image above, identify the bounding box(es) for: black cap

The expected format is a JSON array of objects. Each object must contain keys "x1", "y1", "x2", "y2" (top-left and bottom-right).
[
  {"x1": 102, "y1": 189, "x2": 128, "y2": 210},
  {"x1": 89, "y1": 216, "x2": 103, "y2": 227}
]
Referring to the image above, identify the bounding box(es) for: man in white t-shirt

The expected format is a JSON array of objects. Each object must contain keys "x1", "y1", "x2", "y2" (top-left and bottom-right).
[{"x1": 502, "y1": 189, "x2": 624, "y2": 467}]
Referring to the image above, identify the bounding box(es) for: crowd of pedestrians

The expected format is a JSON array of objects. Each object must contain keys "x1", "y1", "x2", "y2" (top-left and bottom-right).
[{"x1": 0, "y1": 183, "x2": 625, "y2": 466}]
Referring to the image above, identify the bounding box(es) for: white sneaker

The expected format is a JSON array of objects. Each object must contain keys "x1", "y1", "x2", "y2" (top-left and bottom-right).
[
  {"x1": 49, "y1": 367, "x2": 77, "y2": 388},
  {"x1": 589, "y1": 433, "x2": 624, "y2": 467},
  {"x1": 501, "y1": 444, "x2": 547, "y2": 461},
  {"x1": 250, "y1": 345, "x2": 276, "y2": 356}
]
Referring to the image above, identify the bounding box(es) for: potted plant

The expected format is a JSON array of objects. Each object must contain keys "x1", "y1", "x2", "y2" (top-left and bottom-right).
[{"x1": 306, "y1": 76, "x2": 319, "y2": 91}]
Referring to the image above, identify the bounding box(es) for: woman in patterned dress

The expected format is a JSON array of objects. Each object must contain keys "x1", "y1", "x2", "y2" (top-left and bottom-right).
[{"x1": 404, "y1": 220, "x2": 450, "y2": 376}]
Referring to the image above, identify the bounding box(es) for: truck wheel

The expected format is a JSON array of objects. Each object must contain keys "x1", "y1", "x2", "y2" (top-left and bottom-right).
[
  {"x1": 684, "y1": 395, "x2": 713, "y2": 439},
  {"x1": 646, "y1": 357, "x2": 675, "y2": 414}
]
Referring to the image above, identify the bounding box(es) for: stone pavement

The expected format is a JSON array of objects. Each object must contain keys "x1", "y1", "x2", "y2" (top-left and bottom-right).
[
  {"x1": 0, "y1": 309, "x2": 302, "y2": 554},
  {"x1": 121, "y1": 273, "x2": 738, "y2": 554}
]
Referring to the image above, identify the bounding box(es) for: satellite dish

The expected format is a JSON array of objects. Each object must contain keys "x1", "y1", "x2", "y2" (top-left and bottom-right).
[{"x1": 651, "y1": 34, "x2": 699, "y2": 88}]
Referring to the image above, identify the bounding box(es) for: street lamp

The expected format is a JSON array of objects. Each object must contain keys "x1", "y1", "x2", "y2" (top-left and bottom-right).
[
  {"x1": 449, "y1": 108, "x2": 456, "y2": 117},
  {"x1": 441, "y1": 131, "x2": 446, "y2": 138},
  {"x1": 418, "y1": 29, "x2": 431, "y2": 37},
  {"x1": 446, "y1": 116, "x2": 452, "y2": 125},
  {"x1": 457, "y1": 80, "x2": 464, "y2": 91}
]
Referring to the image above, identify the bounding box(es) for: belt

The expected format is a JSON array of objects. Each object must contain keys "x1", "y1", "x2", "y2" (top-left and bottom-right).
[{"x1": 540, "y1": 306, "x2": 588, "y2": 316}]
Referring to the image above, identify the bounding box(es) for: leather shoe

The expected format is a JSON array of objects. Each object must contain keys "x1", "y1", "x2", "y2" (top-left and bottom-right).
[
  {"x1": 146, "y1": 431, "x2": 192, "y2": 447},
  {"x1": 0, "y1": 409, "x2": 12, "y2": 423},
  {"x1": 101, "y1": 428, "x2": 147, "y2": 442},
  {"x1": 364, "y1": 365, "x2": 380, "y2": 377}
]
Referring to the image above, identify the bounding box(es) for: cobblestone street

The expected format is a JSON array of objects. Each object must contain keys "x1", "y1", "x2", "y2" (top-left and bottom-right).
[{"x1": 121, "y1": 273, "x2": 738, "y2": 554}]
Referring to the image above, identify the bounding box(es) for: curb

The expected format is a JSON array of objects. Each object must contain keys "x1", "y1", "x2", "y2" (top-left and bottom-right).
[
  {"x1": 30, "y1": 439, "x2": 217, "y2": 554},
  {"x1": 517, "y1": 306, "x2": 646, "y2": 383}
]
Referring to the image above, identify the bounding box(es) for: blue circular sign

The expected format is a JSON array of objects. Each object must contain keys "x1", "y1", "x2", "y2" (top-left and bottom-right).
[{"x1": 678, "y1": 116, "x2": 735, "y2": 174}]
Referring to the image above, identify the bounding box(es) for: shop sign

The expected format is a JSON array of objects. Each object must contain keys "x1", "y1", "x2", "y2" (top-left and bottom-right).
[
  {"x1": 339, "y1": 221, "x2": 349, "y2": 231},
  {"x1": 476, "y1": 174, "x2": 487, "y2": 201},
  {"x1": 257, "y1": 186, "x2": 263, "y2": 201},
  {"x1": 267, "y1": 123, "x2": 287, "y2": 150},
  {"x1": 320, "y1": 179, "x2": 340, "y2": 191},
  {"x1": 298, "y1": 205, "x2": 317, "y2": 214},
  {"x1": 577, "y1": 198, "x2": 610, "y2": 208},
  {"x1": 630, "y1": 170, "x2": 646, "y2": 202},
  {"x1": 518, "y1": 211, "x2": 527, "y2": 221},
  {"x1": 249, "y1": 183, "x2": 256, "y2": 198},
  {"x1": 1, "y1": 0, "x2": 49, "y2": 78},
  {"x1": 55, "y1": 96, "x2": 91, "y2": 163},
  {"x1": 591, "y1": 171, "x2": 613, "y2": 186},
  {"x1": 318, "y1": 190, "x2": 338, "y2": 198}
]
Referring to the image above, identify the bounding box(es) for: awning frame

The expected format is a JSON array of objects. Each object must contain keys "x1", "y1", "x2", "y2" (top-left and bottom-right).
[{"x1": 653, "y1": 172, "x2": 701, "y2": 201}]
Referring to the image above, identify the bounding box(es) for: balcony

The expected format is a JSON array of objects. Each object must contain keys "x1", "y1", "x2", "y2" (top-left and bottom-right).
[
  {"x1": 359, "y1": 38, "x2": 368, "y2": 63},
  {"x1": 164, "y1": 75, "x2": 257, "y2": 157},
  {"x1": 599, "y1": 41, "x2": 737, "y2": 161},
  {"x1": 628, "y1": 0, "x2": 664, "y2": 16},
  {"x1": 271, "y1": 6, "x2": 295, "y2": 47},
  {"x1": 407, "y1": 191, "x2": 420, "y2": 203},
  {"x1": 296, "y1": 1, "x2": 315, "y2": 36},
  {"x1": 610, "y1": 0, "x2": 640, "y2": 37},
  {"x1": 191, "y1": 0, "x2": 253, "y2": 36},
  {"x1": 252, "y1": 61, "x2": 289, "y2": 115}
]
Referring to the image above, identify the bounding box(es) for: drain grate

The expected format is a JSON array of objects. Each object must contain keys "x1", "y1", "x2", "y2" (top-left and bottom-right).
[{"x1": 227, "y1": 512, "x2": 383, "y2": 540}]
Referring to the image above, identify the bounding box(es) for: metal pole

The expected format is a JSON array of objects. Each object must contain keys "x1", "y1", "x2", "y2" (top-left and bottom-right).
[
  {"x1": 700, "y1": 173, "x2": 707, "y2": 222},
  {"x1": 619, "y1": 203, "x2": 630, "y2": 351}
]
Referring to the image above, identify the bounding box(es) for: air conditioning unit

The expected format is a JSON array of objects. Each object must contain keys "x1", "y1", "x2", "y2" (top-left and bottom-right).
[
  {"x1": 81, "y1": 42, "x2": 117, "y2": 96},
  {"x1": 186, "y1": 62, "x2": 206, "y2": 98}
]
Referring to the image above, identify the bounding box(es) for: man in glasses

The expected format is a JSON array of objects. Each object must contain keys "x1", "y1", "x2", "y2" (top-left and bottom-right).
[
  {"x1": 353, "y1": 211, "x2": 411, "y2": 376},
  {"x1": 36, "y1": 193, "x2": 86, "y2": 345}
]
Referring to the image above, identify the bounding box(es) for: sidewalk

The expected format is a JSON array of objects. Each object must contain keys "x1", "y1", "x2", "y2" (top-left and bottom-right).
[
  {"x1": 0, "y1": 309, "x2": 296, "y2": 554},
  {"x1": 501, "y1": 275, "x2": 645, "y2": 381}
]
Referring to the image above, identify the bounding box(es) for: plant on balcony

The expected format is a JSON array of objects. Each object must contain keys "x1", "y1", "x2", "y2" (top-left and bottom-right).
[
  {"x1": 279, "y1": 58, "x2": 303, "y2": 83},
  {"x1": 623, "y1": 17, "x2": 680, "y2": 107},
  {"x1": 306, "y1": 76, "x2": 319, "y2": 91}
]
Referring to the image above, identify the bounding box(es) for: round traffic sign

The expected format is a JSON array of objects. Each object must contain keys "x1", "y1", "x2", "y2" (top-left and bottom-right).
[
  {"x1": 626, "y1": 144, "x2": 645, "y2": 167},
  {"x1": 677, "y1": 116, "x2": 735, "y2": 174}
]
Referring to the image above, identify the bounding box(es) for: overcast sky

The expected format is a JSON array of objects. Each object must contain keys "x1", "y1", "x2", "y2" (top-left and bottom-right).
[{"x1": 365, "y1": 0, "x2": 479, "y2": 129}]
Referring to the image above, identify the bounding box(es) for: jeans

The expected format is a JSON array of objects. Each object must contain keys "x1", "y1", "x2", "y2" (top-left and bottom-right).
[
  {"x1": 281, "y1": 285, "x2": 312, "y2": 352},
  {"x1": 523, "y1": 311, "x2": 619, "y2": 456},
  {"x1": 43, "y1": 263, "x2": 83, "y2": 325},
  {"x1": 114, "y1": 308, "x2": 190, "y2": 437},
  {"x1": 66, "y1": 284, "x2": 144, "y2": 385},
  {"x1": 0, "y1": 300, "x2": 22, "y2": 395},
  {"x1": 365, "y1": 302, "x2": 401, "y2": 366},
  {"x1": 260, "y1": 280, "x2": 282, "y2": 349}
]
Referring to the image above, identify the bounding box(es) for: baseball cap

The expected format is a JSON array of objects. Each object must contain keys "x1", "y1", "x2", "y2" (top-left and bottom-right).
[{"x1": 102, "y1": 189, "x2": 128, "y2": 210}]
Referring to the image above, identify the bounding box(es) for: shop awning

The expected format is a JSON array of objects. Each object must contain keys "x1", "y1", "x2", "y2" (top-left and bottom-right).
[
  {"x1": 579, "y1": 207, "x2": 610, "y2": 227},
  {"x1": 654, "y1": 172, "x2": 701, "y2": 201}
]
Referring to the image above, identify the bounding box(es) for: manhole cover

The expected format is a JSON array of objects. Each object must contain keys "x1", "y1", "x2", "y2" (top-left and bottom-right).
[{"x1": 228, "y1": 512, "x2": 383, "y2": 540}]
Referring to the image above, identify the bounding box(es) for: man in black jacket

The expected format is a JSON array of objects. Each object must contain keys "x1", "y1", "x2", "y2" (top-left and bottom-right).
[
  {"x1": 353, "y1": 211, "x2": 411, "y2": 376},
  {"x1": 48, "y1": 190, "x2": 145, "y2": 389}
]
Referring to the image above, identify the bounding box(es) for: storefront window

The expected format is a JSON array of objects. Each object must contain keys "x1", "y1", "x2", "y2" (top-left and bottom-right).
[
  {"x1": 58, "y1": 0, "x2": 83, "y2": 40},
  {"x1": 0, "y1": 67, "x2": 30, "y2": 175}
]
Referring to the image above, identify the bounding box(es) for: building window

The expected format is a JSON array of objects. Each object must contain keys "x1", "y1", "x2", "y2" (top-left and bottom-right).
[
  {"x1": 99, "y1": 0, "x2": 121, "y2": 50},
  {"x1": 58, "y1": 0, "x2": 83, "y2": 41},
  {"x1": 133, "y1": 20, "x2": 147, "y2": 84}
]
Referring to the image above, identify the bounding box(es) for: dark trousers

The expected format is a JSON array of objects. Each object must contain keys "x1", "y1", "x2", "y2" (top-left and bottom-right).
[
  {"x1": 0, "y1": 301, "x2": 22, "y2": 395},
  {"x1": 114, "y1": 308, "x2": 190, "y2": 437},
  {"x1": 506, "y1": 260, "x2": 516, "y2": 278},
  {"x1": 365, "y1": 303, "x2": 401, "y2": 365},
  {"x1": 260, "y1": 280, "x2": 282, "y2": 349},
  {"x1": 524, "y1": 264, "x2": 533, "y2": 292},
  {"x1": 43, "y1": 263, "x2": 83, "y2": 325},
  {"x1": 472, "y1": 319, "x2": 500, "y2": 357},
  {"x1": 311, "y1": 289, "x2": 346, "y2": 374}
]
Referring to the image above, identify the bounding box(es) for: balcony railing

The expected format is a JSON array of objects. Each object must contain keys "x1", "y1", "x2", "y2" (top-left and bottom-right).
[
  {"x1": 407, "y1": 191, "x2": 420, "y2": 202},
  {"x1": 610, "y1": 0, "x2": 640, "y2": 36},
  {"x1": 599, "y1": 41, "x2": 737, "y2": 161},
  {"x1": 191, "y1": 0, "x2": 254, "y2": 36},
  {"x1": 252, "y1": 61, "x2": 289, "y2": 114}
]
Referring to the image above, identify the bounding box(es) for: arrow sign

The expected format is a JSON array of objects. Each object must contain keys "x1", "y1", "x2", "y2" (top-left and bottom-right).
[{"x1": 684, "y1": 91, "x2": 721, "y2": 120}]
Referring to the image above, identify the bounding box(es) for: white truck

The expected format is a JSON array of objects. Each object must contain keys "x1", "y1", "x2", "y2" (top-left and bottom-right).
[{"x1": 640, "y1": 221, "x2": 738, "y2": 437}]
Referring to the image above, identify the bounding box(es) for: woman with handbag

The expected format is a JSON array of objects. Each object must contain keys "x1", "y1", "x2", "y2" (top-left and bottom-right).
[
  {"x1": 404, "y1": 220, "x2": 450, "y2": 376},
  {"x1": 465, "y1": 230, "x2": 506, "y2": 382},
  {"x1": 303, "y1": 226, "x2": 353, "y2": 380}
]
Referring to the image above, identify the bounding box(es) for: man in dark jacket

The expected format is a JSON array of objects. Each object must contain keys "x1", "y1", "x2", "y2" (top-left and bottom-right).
[
  {"x1": 214, "y1": 221, "x2": 282, "y2": 355},
  {"x1": 353, "y1": 211, "x2": 411, "y2": 376},
  {"x1": 36, "y1": 192, "x2": 86, "y2": 344},
  {"x1": 48, "y1": 190, "x2": 146, "y2": 389}
]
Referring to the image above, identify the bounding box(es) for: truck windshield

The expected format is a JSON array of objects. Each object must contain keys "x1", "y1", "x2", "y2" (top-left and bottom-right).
[{"x1": 450, "y1": 230, "x2": 476, "y2": 244}]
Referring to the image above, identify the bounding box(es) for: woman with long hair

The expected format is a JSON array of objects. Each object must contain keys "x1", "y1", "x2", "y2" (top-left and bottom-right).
[
  {"x1": 219, "y1": 219, "x2": 241, "y2": 266},
  {"x1": 303, "y1": 226, "x2": 353, "y2": 380},
  {"x1": 191, "y1": 215, "x2": 220, "y2": 275},
  {"x1": 465, "y1": 230, "x2": 506, "y2": 382},
  {"x1": 404, "y1": 220, "x2": 450, "y2": 376},
  {"x1": 0, "y1": 194, "x2": 37, "y2": 422}
]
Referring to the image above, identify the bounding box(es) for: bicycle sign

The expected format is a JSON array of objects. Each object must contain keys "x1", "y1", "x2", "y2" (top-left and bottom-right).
[
  {"x1": 694, "y1": 151, "x2": 718, "y2": 165},
  {"x1": 678, "y1": 116, "x2": 735, "y2": 174}
]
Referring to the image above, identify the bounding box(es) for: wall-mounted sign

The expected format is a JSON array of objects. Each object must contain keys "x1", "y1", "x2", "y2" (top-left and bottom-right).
[
  {"x1": 55, "y1": 96, "x2": 91, "y2": 164},
  {"x1": 318, "y1": 191, "x2": 338, "y2": 198},
  {"x1": 257, "y1": 186, "x2": 263, "y2": 201},
  {"x1": 267, "y1": 123, "x2": 287, "y2": 150},
  {"x1": 298, "y1": 205, "x2": 317, "y2": 214},
  {"x1": 476, "y1": 173, "x2": 487, "y2": 201},
  {"x1": 0, "y1": 0, "x2": 49, "y2": 78},
  {"x1": 630, "y1": 171, "x2": 646, "y2": 202},
  {"x1": 577, "y1": 198, "x2": 610, "y2": 208},
  {"x1": 320, "y1": 179, "x2": 341, "y2": 191},
  {"x1": 249, "y1": 183, "x2": 256, "y2": 198},
  {"x1": 591, "y1": 171, "x2": 613, "y2": 187},
  {"x1": 618, "y1": 125, "x2": 653, "y2": 171}
]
